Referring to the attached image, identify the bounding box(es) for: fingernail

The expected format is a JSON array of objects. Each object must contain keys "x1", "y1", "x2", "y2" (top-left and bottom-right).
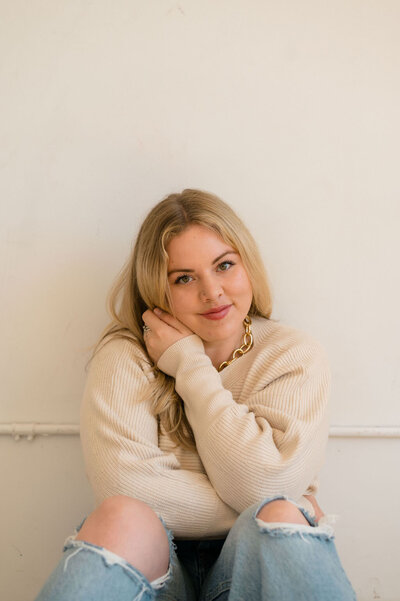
[{"x1": 153, "y1": 307, "x2": 161, "y2": 315}]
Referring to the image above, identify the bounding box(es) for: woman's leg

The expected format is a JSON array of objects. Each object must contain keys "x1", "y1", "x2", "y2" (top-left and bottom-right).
[
  {"x1": 200, "y1": 495, "x2": 357, "y2": 601},
  {"x1": 34, "y1": 496, "x2": 179, "y2": 601}
]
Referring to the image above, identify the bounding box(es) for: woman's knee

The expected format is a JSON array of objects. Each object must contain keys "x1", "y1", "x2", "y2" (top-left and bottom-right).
[
  {"x1": 76, "y1": 495, "x2": 170, "y2": 582},
  {"x1": 230, "y1": 498, "x2": 310, "y2": 534},
  {"x1": 256, "y1": 499, "x2": 310, "y2": 525}
]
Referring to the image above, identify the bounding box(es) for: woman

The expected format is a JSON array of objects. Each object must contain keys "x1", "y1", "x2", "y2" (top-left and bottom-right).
[{"x1": 35, "y1": 189, "x2": 356, "y2": 600}]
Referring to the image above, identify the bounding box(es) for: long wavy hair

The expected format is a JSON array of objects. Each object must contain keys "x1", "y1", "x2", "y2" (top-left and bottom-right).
[{"x1": 96, "y1": 189, "x2": 273, "y2": 450}]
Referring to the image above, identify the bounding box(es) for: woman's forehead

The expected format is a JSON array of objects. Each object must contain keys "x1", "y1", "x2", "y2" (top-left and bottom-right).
[{"x1": 166, "y1": 225, "x2": 235, "y2": 264}]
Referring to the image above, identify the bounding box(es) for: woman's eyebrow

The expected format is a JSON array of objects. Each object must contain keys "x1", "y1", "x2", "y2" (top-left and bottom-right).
[{"x1": 167, "y1": 251, "x2": 237, "y2": 276}]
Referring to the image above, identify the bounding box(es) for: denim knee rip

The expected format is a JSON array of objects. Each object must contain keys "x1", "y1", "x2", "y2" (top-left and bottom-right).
[
  {"x1": 253, "y1": 495, "x2": 336, "y2": 541},
  {"x1": 62, "y1": 513, "x2": 176, "y2": 592}
]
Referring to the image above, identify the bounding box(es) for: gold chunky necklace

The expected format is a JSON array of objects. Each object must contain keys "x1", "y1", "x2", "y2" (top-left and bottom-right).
[{"x1": 218, "y1": 316, "x2": 254, "y2": 372}]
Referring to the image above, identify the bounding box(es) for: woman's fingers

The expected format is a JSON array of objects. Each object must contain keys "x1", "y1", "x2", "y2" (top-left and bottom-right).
[
  {"x1": 153, "y1": 308, "x2": 193, "y2": 334},
  {"x1": 142, "y1": 309, "x2": 161, "y2": 330},
  {"x1": 143, "y1": 308, "x2": 191, "y2": 335},
  {"x1": 142, "y1": 309, "x2": 170, "y2": 333},
  {"x1": 153, "y1": 308, "x2": 179, "y2": 328},
  {"x1": 141, "y1": 308, "x2": 194, "y2": 364}
]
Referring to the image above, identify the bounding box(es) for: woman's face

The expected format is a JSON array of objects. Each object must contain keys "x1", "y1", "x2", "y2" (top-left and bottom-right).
[{"x1": 166, "y1": 225, "x2": 253, "y2": 348}]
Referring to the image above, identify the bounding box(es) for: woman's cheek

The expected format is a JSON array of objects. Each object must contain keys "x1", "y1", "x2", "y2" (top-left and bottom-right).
[{"x1": 232, "y1": 270, "x2": 252, "y2": 294}]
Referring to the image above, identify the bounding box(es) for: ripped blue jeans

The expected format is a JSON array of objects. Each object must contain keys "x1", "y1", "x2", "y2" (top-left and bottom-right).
[{"x1": 34, "y1": 496, "x2": 356, "y2": 600}]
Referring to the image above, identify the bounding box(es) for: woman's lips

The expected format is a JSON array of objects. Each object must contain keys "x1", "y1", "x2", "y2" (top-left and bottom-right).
[{"x1": 201, "y1": 305, "x2": 232, "y2": 320}]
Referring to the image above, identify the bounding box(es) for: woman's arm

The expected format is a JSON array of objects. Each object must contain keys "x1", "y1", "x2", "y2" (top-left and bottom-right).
[
  {"x1": 80, "y1": 337, "x2": 238, "y2": 538},
  {"x1": 156, "y1": 331, "x2": 331, "y2": 514}
]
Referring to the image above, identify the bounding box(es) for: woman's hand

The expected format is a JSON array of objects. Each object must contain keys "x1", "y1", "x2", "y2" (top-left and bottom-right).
[
  {"x1": 142, "y1": 308, "x2": 194, "y2": 364},
  {"x1": 304, "y1": 494, "x2": 325, "y2": 523}
]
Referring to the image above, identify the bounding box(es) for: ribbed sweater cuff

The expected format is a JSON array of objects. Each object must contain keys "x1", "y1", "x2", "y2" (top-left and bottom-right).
[{"x1": 157, "y1": 335, "x2": 205, "y2": 377}]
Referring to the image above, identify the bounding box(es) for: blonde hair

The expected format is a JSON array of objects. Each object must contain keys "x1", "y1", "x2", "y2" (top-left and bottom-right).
[{"x1": 97, "y1": 189, "x2": 273, "y2": 450}]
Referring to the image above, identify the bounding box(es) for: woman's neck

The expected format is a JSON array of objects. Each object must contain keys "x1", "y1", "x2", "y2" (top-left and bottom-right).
[{"x1": 203, "y1": 330, "x2": 244, "y2": 371}]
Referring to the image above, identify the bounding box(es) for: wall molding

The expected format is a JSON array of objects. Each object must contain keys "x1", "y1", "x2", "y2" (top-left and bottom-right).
[
  {"x1": 0, "y1": 423, "x2": 79, "y2": 441},
  {"x1": 0, "y1": 423, "x2": 399, "y2": 441},
  {"x1": 329, "y1": 426, "x2": 400, "y2": 438}
]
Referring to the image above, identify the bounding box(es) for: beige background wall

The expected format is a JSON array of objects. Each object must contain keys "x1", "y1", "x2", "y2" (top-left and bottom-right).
[{"x1": 1, "y1": 2, "x2": 399, "y2": 600}]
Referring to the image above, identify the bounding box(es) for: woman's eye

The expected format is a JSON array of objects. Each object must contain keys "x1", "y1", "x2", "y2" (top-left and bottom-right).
[
  {"x1": 218, "y1": 261, "x2": 234, "y2": 272},
  {"x1": 175, "y1": 274, "x2": 192, "y2": 284}
]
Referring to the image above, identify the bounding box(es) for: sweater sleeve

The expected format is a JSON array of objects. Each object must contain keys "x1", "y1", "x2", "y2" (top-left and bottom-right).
[
  {"x1": 157, "y1": 333, "x2": 331, "y2": 514},
  {"x1": 80, "y1": 337, "x2": 238, "y2": 538}
]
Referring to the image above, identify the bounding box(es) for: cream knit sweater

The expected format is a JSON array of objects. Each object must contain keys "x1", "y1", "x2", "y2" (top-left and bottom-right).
[{"x1": 80, "y1": 316, "x2": 331, "y2": 539}]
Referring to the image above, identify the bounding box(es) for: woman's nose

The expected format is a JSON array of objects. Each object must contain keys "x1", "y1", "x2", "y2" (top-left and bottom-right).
[{"x1": 199, "y1": 276, "x2": 223, "y2": 302}]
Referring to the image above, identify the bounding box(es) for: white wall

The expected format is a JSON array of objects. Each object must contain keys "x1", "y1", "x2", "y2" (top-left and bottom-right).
[{"x1": 1, "y1": 2, "x2": 399, "y2": 599}]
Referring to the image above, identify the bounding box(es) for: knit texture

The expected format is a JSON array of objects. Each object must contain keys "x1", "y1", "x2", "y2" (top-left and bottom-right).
[{"x1": 80, "y1": 316, "x2": 331, "y2": 539}]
